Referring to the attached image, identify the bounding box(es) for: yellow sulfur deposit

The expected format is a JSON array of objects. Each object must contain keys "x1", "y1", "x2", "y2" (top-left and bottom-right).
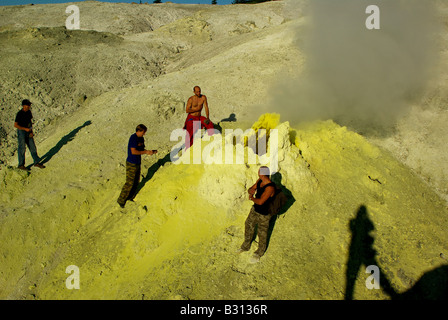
[
  {"x1": 251, "y1": 113, "x2": 281, "y2": 134},
  {"x1": 1, "y1": 116, "x2": 446, "y2": 300}
]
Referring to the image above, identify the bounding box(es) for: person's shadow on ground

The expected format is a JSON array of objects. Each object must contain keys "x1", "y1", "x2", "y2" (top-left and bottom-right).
[
  {"x1": 345, "y1": 205, "x2": 448, "y2": 300},
  {"x1": 135, "y1": 145, "x2": 183, "y2": 196},
  {"x1": 37, "y1": 120, "x2": 92, "y2": 167},
  {"x1": 220, "y1": 113, "x2": 236, "y2": 123},
  {"x1": 263, "y1": 172, "x2": 296, "y2": 253}
]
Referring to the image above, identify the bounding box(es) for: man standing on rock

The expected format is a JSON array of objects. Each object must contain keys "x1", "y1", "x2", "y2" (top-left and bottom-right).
[
  {"x1": 117, "y1": 124, "x2": 157, "y2": 208},
  {"x1": 184, "y1": 86, "x2": 214, "y2": 149},
  {"x1": 239, "y1": 166, "x2": 276, "y2": 263},
  {"x1": 14, "y1": 99, "x2": 45, "y2": 170}
]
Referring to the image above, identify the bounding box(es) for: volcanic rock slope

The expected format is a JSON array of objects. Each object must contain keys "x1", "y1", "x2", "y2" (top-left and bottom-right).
[{"x1": 0, "y1": 1, "x2": 447, "y2": 300}]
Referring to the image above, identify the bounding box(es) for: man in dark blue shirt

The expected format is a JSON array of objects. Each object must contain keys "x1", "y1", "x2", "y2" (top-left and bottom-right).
[
  {"x1": 117, "y1": 124, "x2": 157, "y2": 208},
  {"x1": 14, "y1": 99, "x2": 45, "y2": 170}
]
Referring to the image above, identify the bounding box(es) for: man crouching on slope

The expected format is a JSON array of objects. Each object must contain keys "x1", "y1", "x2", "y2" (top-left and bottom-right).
[
  {"x1": 117, "y1": 124, "x2": 157, "y2": 208},
  {"x1": 183, "y1": 86, "x2": 214, "y2": 149}
]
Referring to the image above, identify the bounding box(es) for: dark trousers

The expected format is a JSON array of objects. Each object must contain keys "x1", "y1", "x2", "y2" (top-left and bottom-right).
[
  {"x1": 117, "y1": 161, "x2": 141, "y2": 206},
  {"x1": 17, "y1": 129, "x2": 40, "y2": 167},
  {"x1": 241, "y1": 207, "x2": 274, "y2": 257}
]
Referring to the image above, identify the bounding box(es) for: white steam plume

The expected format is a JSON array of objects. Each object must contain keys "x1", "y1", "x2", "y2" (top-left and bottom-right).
[{"x1": 264, "y1": 0, "x2": 441, "y2": 135}]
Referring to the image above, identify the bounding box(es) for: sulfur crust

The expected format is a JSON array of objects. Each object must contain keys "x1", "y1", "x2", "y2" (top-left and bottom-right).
[{"x1": 1, "y1": 114, "x2": 444, "y2": 300}]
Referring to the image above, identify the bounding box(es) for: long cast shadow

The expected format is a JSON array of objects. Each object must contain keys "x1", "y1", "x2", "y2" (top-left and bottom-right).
[
  {"x1": 265, "y1": 172, "x2": 296, "y2": 252},
  {"x1": 345, "y1": 205, "x2": 448, "y2": 300},
  {"x1": 345, "y1": 205, "x2": 398, "y2": 299},
  {"x1": 39, "y1": 120, "x2": 92, "y2": 165},
  {"x1": 134, "y1": 146, "x2": 182, "y2": 197}
]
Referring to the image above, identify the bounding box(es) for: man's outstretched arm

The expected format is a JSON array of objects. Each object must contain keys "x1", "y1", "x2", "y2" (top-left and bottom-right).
[{"x1": 130, "y1": 148, "x2": 157, "y2": 156}]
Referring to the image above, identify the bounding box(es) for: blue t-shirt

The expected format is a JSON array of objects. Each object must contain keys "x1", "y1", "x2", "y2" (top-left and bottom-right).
[
  {"x1": 15, "y1": 109, "x2": 33, "y2": 128},
  {"x1": 126, "y1": 133, "x2": 145, "y2": 165}
]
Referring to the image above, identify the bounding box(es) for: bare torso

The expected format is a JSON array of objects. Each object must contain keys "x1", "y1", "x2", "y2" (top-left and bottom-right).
[{"x1": 187, "y1": 94, "x2": 208, "y2": 118}]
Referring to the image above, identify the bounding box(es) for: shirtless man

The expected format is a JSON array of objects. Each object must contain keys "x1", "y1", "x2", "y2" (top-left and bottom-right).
[{"x1": 183, "y1": 86, "x2": 214, "y2": 148}]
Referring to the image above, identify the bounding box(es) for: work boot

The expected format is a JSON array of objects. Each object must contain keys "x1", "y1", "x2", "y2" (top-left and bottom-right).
[
  {"x1": 236, "y1": 248, "x2": 248, "y2": 254},
  {"x1": 249, "y1": 254, "x2": 261, "y2": 264}
]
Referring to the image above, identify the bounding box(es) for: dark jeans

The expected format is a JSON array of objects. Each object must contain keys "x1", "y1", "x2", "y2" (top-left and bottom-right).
[{"x1": 17, "y1": 129, "x2": 40, "y2": 167}]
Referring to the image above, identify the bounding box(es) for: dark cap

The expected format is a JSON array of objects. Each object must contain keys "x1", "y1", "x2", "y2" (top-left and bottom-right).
[{"x1": 22, "y1": 99, "x2": 32, "y2": 106}]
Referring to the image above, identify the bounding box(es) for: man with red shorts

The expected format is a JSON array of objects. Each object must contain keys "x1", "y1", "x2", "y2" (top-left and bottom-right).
[{"x1": 184, "y1": 86, "x2": 214, "y2": 149}]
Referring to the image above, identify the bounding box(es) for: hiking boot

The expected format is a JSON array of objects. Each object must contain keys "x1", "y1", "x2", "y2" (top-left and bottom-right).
[
  {"x1": 236, "y1": 248, "x2": 248, "y2": 254},
  {"x1": 34, "y1": 163, "x2": 46, "y2": 169},
  {"x1": 18, "y1": 165, "x2": 30, "y2": 171},
  {"x1": 249, "y1": 254, "x2": 261, "y2": 264}
]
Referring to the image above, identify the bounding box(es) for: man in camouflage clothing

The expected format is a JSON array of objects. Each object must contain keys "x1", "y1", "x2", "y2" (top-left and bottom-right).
[{"x1": 117, "y1": 124, "x2": 157, "y2": 208}]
